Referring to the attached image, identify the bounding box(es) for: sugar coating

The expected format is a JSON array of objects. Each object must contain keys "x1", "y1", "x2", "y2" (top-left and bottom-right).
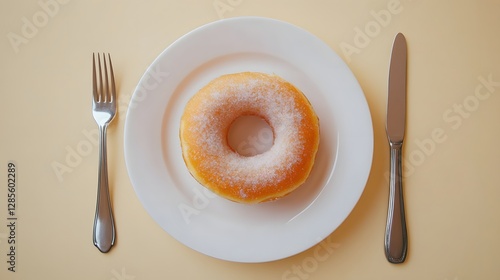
[{"x1": 183, "y1": 72, "x2": 314, "y2": 201}]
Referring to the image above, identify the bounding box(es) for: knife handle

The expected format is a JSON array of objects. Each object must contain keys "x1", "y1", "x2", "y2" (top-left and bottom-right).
[{"x1": 385, "y1": 142, "x2": 408, "y2": 263}]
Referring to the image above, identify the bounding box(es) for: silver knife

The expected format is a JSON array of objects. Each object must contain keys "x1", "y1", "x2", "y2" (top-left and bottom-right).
[{"x1": 385, "y1": 32, "x2": 408, "y2": 264}]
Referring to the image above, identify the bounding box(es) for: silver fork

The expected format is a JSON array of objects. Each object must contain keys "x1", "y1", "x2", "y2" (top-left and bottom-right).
[{"x1": 92, "y1": 53, "x2": 116, "y2": 253}]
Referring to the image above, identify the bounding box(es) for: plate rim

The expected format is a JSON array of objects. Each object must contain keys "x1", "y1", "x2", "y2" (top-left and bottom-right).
[{"x1": 124, "y1": 16, "x2": 374, "y2": 263}]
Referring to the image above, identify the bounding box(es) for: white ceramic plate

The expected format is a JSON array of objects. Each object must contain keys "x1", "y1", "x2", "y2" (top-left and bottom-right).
[{"x1": 124, "y1": 17, "x2": 373, "y2": 263}]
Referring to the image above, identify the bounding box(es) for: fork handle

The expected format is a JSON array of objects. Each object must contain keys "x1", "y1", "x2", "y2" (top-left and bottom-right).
[
  {"x1": 385, "y1": 142, "x2": 408, "y2": 263},
  {"x1": 93, "y1": 124, "x2": 116, "y2": 253}
]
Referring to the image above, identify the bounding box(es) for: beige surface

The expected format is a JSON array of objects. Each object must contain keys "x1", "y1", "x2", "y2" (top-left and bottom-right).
[{"x1": 1, "y1": 0, "x2": 499, "y2": 279}]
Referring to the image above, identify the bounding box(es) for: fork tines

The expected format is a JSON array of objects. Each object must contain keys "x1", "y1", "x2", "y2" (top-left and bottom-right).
[{"x1": 92, "y1": 53, "x2": 116, "y2": 103}]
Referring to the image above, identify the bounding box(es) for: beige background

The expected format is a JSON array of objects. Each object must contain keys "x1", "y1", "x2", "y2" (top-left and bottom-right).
[{"x1": 1, "y1": 0, "x2": 499, "y2": 279}]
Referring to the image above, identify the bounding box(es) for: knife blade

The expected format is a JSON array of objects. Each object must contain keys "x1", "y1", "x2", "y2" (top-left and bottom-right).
[{"x1": 385, "y1": 32, "x2": 408, "y2": 264}]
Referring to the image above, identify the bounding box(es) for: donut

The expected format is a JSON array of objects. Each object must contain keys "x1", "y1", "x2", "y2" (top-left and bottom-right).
[{"x1": 179, "y1": 72, "x2": 320, "y2": 204}]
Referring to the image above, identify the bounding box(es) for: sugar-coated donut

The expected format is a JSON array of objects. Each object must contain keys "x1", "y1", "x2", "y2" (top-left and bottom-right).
[{"x1": 179, "y1": 72, "x2": 320, "y2": 204}]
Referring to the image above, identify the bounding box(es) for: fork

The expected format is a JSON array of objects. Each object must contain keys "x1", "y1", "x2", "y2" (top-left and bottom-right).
[{"x1": 92, "y1": 53, "x2": 116, "y2": 253}]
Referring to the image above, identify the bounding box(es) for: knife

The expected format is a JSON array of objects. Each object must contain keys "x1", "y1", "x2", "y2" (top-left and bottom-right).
[{"x1": 385, "y1": 32, "x2": 408, "y2": 264}]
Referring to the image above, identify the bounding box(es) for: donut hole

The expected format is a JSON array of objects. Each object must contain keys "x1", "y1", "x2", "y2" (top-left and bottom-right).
[{"x1": 227, "y1": 115, "x2": 274, "y2": 157}]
